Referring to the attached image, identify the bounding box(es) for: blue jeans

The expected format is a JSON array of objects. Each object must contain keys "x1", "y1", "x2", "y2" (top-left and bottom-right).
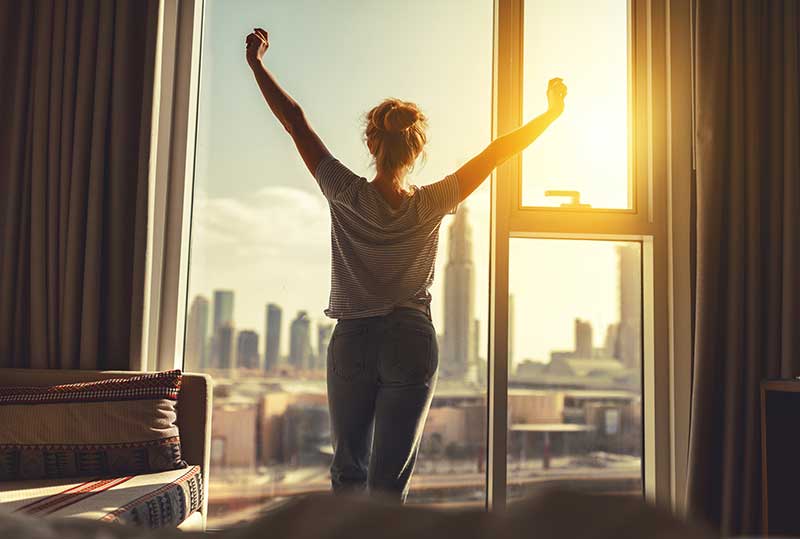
[{"x1": 326, "y1": 307, "x2": 439, "y2": 502}]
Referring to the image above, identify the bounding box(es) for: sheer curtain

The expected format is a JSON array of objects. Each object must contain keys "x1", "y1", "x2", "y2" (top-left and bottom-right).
[
  {"x1": 687, "y1": 1, "x2": 800, "y2": 535},
  {"x1": 0, "y1": 0, "x2": 159, "y2": 370}
]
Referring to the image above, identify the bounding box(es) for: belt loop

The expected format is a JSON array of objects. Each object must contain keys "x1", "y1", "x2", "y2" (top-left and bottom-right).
[{"x1": 426, "y1": 303, "x2": 432, "y2": 322}]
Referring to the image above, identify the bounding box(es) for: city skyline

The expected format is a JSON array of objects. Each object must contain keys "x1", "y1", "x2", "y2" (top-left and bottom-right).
[
  {"x1": 187, "y1": 207, "x2": 484, "y2": 375},
  {"x1": 179, "y1": 1, "x2": 640, "y2": 524},
  {"x1": 184, "y1": 210, "x2": 641, "y2": 375},
  {"x1": 185, "y1": 0, "x2": 631, "y2": 367}
]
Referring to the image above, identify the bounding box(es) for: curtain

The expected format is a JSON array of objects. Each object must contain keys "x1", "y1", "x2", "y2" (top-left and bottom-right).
[
  {"x1": 0, "y1": 0, "x2": 158, "y2": 370},
  {"x1": 687, "y1": 1, "x2": 800, "y2": 535}
]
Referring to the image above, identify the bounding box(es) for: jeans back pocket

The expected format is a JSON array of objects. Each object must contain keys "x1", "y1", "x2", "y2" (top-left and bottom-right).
[
  {"x1": 379, "y1": 323, "x2": 437, "y2": 385},
  {"x1": 329, "y1": 326, "x2": 368, "y2": 381}
]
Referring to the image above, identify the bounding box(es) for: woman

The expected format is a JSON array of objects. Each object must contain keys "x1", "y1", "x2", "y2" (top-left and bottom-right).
[{"x1": 245, "y1": 28, "x2": 566, "y2": 502}]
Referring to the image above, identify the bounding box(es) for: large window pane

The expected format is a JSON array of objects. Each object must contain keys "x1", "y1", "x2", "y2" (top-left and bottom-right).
[
  {"x1": 507, "y1": 239, "x2": 642, "y2": 500},
  {"x1": 521, "y1": 0, "x2": 630, "y2": 209},
  {"x1": 185, "y1": 0, "x2": 492, "y2": 525}
]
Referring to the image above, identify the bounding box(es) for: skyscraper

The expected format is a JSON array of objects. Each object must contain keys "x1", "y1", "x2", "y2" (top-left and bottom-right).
[
  {"x1": 289, "y1": 311, "x2": 312, "y2": 370},
  {"x1": 574, "y1": 318, "x2": 594, "y2": 358},
  {"x1": 317, "y1": 323, "x2": 333, "y2": 371},
  {"x1": 443, "y1": 207, "x2": 476, "y2": 382},
  {"x1": 212, "y1": 290, "x2": 234, "y2": 368},
  {"x1": 213, "y1": 290, "x2": 234, "y2": 335},
  {"x1": 604, "y1": 323, "x2": 620, "y2": 358},
  {"x1": 214, "y1": 324, "x2": 234, "y2": 370},
  {"x1": 470, "y1": 318, "x2": 481, "y2": 384},
  {"x1": 617, "y1": 245, "x2": 642, "y2": 369},
  {"x1": 185, "y1": 295, "x2": 209, "y2": 371},
  {"x1": 237, "y1": 330, "x2": 259, "y2": 370},
  {"x1": 265, "y1": 303, "x2": 282, "y2": 372}
]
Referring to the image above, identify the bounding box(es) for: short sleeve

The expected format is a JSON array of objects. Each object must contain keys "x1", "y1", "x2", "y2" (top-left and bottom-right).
[
  {"x1": 314, "y1": 154, "x2": 362, "y2": 200},
  {"x1": 416, "y1": 173, "x2": 461, "y2": 220}
]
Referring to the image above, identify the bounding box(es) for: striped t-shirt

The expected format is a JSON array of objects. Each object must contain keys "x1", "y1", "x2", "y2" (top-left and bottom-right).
[{"x1": 314, "y1": 154, "x2": 461, "y2": 320}]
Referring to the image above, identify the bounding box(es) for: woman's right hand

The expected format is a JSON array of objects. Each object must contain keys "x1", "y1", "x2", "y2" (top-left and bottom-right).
[
  {"x1": 245, "y1": 28, "x2": 269, "y2": 68},
  {"x1": 547, "y1": 77, "x2": 568, "y2": 116}
]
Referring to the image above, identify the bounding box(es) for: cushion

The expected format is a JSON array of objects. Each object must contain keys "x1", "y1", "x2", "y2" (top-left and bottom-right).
[
  {"x1": 0, "y1": 465, "x2": 203, "y2": 529},
  {"x1": 0, "y1": 370, "x2": 185, "y2": 481}
]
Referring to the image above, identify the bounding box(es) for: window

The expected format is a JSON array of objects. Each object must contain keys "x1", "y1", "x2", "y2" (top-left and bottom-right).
[
  {"x1": 485, "y1": 0, "x2": 658, "y2": 508},
  {"x1": 521, "y1": 0, "x2": 630, "y2": 209},
  {"x1": 500, "y1": 0, "x2": 643, "y2": 502},
  {"x1": 507, "y1": 239, "x2": 642, "y2": 501},
  {"x1": 185, "y1": 0, "x2": 492, "y2": 525},
  {"x1": 162, "y1": 0, "x2": 675, "y2": 523}
]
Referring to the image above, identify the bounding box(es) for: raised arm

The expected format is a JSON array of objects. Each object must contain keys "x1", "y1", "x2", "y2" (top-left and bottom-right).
[
  {"x1": 454, "y1": 78, "x2": 567, "y2": 200},
  {"x1": 245, "y1": 28, "x2": 329, "y2": 176}
]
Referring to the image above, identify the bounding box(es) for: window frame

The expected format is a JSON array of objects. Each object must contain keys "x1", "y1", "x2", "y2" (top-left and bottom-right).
[
  {"x1": 144, "y1": 0, "x2": 694, "y2": 513},
  {"x1": 140, "y1": 0, "x2": 204, "y2": 374},
  {"x1": 488, "y1": 0, "x2": 691, "y2": 510}
]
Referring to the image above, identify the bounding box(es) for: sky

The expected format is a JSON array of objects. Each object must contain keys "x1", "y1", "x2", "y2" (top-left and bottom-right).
[{"x1": 186, "y1": 0, "x2": 633, "y2": 365}]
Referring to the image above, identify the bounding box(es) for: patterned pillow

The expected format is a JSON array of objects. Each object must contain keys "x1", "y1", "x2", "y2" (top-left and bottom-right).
[{"x1": 0, "y1": 370, "x2": 185, "y2": 481}]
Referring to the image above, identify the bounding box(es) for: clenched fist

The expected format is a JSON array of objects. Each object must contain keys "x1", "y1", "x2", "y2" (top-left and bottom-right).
[
  {"x1": 547, "y1": 78, "x2": 568, "y2": 116},
  {"x1": 245, "y1": 28, "x2": 269, "y2": 68}
]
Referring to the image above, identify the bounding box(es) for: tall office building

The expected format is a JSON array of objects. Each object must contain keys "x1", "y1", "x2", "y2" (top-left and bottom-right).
[
  {"x1": 317, "y1": 323, "x2": 333, "y2": 371},
  {"x1": 604, "y1": 323, "x2": 620, "y2": 358},
  {"x1": 289, "y1": 311, "x2": 312, "y2": 370},
  {"x1": 264, "y1": 303, "x2": 282, "y2": 372},
  {"x1": 212, "y1": 290, "x2": 234, "y2": 368},
  {"x1": 214, "y1": 324, "x2": 234, "y2": 370},
  {"x1": 443, "y1": 207, "x2": 476, "y2": 382},
  {"x1": 617, "y1": 245, "x2": 642, "y2": 369},
  {"x1": 574, "y1": 318, "x2": 594, "y2": 358},
  {"x1": 237, "y1": 330, "x2": 259, "y2": 370},
  {"x1": 185, "y1": 295, "x2": 209, "y2": 371},
  {"x1": 470, "y1": 318, "x2": 481, "y2": 384},
  {"x1": 213, "y1": 290, "x2": 234, "y2": 335}
]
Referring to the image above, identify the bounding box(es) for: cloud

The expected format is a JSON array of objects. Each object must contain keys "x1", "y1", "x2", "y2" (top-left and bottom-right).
[{"x1": 191, "y1": 186, "x2": 330, "y2": 263}]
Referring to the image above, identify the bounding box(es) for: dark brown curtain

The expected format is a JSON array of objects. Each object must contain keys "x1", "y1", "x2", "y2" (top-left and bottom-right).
[
  {"x1": 687, "y1": 1, "x2": 800, "y2": 536},
  {"x1": 0, "y1": 0, "x2": 158, "y2": 370}
]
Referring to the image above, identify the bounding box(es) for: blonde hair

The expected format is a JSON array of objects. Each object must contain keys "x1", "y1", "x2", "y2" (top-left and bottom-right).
[{"x1": 364, "y1": 98, "x2": 427, "y2": 179}]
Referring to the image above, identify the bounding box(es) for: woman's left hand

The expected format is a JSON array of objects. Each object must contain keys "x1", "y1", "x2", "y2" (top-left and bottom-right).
[
  {"x1": 546, "y1": 77, "x2": 567, "y2": 116},
  {"x1": 245, "y1": 28, "x2": 269, "y2": 67}
]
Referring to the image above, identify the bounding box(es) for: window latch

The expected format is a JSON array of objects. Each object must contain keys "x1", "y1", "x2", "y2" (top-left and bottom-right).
[{"x1": 544, "y1": 190, "x2": 592, "y2": 209}]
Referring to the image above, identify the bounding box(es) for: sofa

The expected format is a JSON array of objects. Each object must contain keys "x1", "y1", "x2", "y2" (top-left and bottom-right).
[{"x1": 0, "y1": 369, "x2": 212, "y2": 531}]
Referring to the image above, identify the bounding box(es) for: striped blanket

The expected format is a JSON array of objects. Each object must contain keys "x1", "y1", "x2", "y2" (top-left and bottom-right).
[{"x1": 0, "y1": 466, "x2": 202, "y2": 529}]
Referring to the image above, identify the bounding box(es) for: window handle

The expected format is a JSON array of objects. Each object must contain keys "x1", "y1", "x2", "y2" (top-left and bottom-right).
[{"x1": 544, "y1": 190, "x2": 592, "y2": 208}]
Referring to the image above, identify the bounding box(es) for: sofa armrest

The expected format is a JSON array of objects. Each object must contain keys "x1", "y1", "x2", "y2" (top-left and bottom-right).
[
  {"x1": 0, "y1": 368, "x2": 213, "y2": 529},
  {"x1": 175, "y1": 372, "x2": 213, "y2": 524}
]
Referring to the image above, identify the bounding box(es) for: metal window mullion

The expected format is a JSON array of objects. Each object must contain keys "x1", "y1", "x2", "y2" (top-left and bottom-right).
[
  {"x1": 160, "y1": 0, "x2": 205, "y2": 372},
  {"x1": 141, "y1": 0, "x2": 178, "y2": 372},
  {"x1": 665, "y1": 0, "x2": 695, "y2": 515},
  {"x1": 141, "y1": 0, "x2": 204, "y2": 372},
  {"x1": 487, "y1": 0, "x2": 523, "y2": 512},
  {"x1": 509, "y1": 209, "x2": 655, "y2": 237}
]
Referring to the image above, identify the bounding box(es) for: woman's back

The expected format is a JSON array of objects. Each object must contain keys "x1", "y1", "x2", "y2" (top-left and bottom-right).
[{"x1": 316, "y1": 156, "x2": 460, "y2": 320}]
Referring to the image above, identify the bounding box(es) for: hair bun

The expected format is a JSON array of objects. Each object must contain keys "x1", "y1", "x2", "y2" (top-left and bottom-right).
[
  {"x1": 364, "y1": 98, "x2": 428, "y2": 175},
  {"x1": 383, "y1": 104, "x2": 420, "y2": 133}
]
